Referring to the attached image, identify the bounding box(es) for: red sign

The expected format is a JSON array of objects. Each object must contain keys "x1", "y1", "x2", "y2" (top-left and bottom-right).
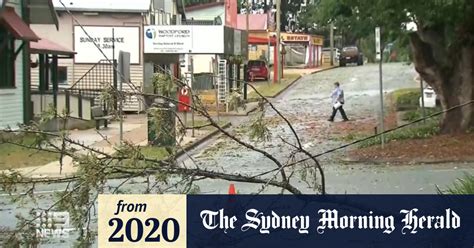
[{"x1": 178, "y1": 86, "x2": 191, "y2": 112}]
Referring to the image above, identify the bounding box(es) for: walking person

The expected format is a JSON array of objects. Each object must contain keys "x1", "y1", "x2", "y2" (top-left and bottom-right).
[{"x1": 328, "y1": 82, "x2": 349, "y2": 122}]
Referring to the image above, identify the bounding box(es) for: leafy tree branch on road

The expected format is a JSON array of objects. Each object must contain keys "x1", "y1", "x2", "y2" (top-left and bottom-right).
[{"x1": 0, "y1": 72, "x2": 324, "y2": 246}]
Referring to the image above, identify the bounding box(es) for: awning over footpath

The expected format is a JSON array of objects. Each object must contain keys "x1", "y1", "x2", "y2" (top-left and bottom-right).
[
  {"x1": 30, "y1": 37, "x2": 75, "y2": 56},
  {"x1": 0, "y1": 7, "x2": 39, "y2": 41},
  {"x1": 248, "y1": 36, "x2": 277, "y2": 45}
]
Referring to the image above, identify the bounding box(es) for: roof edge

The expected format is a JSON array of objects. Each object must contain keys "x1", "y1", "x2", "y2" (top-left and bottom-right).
[
  {"x1": 54, "y1": 7, "x2": 149, "y2": 13},
  {"x1": 185, "y1": 1, "x2": 224, "y2": 12}
]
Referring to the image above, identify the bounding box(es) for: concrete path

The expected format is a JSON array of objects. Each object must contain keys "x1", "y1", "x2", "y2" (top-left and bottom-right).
[
  {"x1": 284, "y1": 65, "x2": 337, "y2": 76},
  {"x1": 8, "y1": 114, "x2": 224, "y2": 178}
]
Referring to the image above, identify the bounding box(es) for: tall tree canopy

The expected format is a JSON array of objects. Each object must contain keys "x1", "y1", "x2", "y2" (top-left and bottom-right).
[
  {"x1": 302, "y1": 0, "x2": 474, "y2": 133},
  {"x1": 281, "y1": 0, "x2": 303, "y2": 31}
]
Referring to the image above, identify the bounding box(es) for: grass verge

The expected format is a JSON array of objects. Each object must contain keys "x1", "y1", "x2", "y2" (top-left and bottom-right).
[
  {"x1": 358, "y1": 119, "x2": 440, "y2": 148},
  {"x1": 0, "y1": 134, "x2": 59, "y2": 170},
  {"x1": 248, "y1": 73, "x2": 300, "y2": 99},
  {"x1": 402, "y1": 107, "x2": 442, "y2": 122},
  {"x1": 391, "y1": 88, "x2": 421, "y2": 111}
]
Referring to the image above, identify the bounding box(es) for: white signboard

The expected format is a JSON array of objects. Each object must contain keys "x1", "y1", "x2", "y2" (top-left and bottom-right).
[
  {"x1": 144, "y1": 26, "x2": 192, "y2": 53},
  {"x1": 375, "y1": 27, "x2": 381, "y2": 60},
  {"x1": 74, "y1": 26, "x2": 140, "y2": 64},
  {"x1": 144, "y1": 25, "x2": 225, "y2": 54}
]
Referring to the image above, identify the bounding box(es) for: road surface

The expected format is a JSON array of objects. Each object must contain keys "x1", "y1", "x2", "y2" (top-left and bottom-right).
[{"x1": 184, "y1": 63, "x2": 474, "y2": 194}]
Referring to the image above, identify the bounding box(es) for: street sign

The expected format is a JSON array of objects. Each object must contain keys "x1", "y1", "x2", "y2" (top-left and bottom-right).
[
  {"x1": 375, "y1": 27, "x2": 381, "y2": 60},
  {"x1": 180, "y1": 87, "x2": 189, "y2": 96},
  {"x1": 178, "y1": 86, "x2": 191, "y2": 112}
]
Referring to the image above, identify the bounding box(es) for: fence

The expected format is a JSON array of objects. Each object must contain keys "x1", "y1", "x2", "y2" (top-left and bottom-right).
[
  {"x1": 192, "y1": 73, "x2": 215, "y2": 91},
  {"x1": 31, "y1": 91, "x2": 94, "y2": 120}
]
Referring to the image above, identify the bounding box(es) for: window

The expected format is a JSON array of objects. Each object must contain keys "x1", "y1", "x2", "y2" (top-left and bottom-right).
[
  {"x1": 248, "y1": 60, "x2": 265, "y2": 67},
  {"x1": 57, "y1": 66, "x2": 68, "y2": 84},
  {"x1": 48, "y1": 65, "x2": 68, "y2": 86},
  {"x1": 0, "y1": 26, "x2": 15, "y2": 88},
  {"x1": 342, "y1": 47, "x2": 357, "y2": 52}
]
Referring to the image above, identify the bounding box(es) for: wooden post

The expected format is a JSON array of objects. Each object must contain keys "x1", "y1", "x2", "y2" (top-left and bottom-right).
[{"x1": 51, "y1": 55, "x2": 58, "y2": 115}]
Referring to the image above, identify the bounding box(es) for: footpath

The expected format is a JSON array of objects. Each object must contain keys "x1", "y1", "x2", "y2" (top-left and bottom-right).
[{"x1": 10, "y1": 114, "x2": 227, "y2": 179}]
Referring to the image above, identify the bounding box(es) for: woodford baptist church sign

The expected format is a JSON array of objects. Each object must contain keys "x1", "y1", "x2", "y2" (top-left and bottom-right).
[{"x1": 143, "y1": 25, "x2": 247, "y2": 55}]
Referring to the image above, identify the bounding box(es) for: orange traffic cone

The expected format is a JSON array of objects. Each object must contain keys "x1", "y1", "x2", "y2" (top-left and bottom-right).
[{"x1": 228, "y1": 184, "x2": 236, "y2": 195}]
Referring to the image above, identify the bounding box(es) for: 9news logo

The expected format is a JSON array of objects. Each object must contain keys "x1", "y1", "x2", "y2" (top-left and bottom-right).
[{"x1": 35, "y1": 211, "x2": 74, "y2": 239}]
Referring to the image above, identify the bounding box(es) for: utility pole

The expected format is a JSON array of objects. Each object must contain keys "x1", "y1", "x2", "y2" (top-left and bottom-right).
[
  {"x1": 246, "y1": 0, "x2": 249, "y2": 32},
  {"x1": 246, "y1": 0, "x2": 250, "y2": 94},
  {"x1": 113, "y1": 28, "x2": 124, "y2": 144},
  {"x1": 215, "y1": 55, "x2": 220, "y2": 121},
  {"x1": 375, "y1": 27, "x2": 385, "y2": 148},
  {"x1": 190, "y1": 56, "x2": 195, "y2": 138},
  {"x1": 378, "y1": 50, "x2": 385, "y2": 148},
  {"x1": 267, "y1": 29, "x2": 271, "y2": 80},
  {"x1": 330, "y1": 23, "x2": 334, "y2": 66},
  {"x1": 276, "y1": 0, "x2": 281, "y2": 84}
]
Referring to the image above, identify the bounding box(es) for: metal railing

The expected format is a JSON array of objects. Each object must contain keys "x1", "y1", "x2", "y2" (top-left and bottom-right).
[
  {"x1": 68, "y1": 59, "x2": 116, "y2": 100},
  {"x1": 67, "y1": 60, "x2": 117, "y2": 112}
]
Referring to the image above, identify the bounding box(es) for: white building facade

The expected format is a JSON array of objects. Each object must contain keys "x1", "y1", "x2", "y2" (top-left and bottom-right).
[{"x1": 0, "y1": 0, "x2": 57, "y2": 129}]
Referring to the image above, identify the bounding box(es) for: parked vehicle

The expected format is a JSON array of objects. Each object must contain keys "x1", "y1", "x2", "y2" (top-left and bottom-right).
[
  {"x1": 339, "y1": 46, "x2": 364, "y2": 66},
  {"x1": 247, "y1": 60, "x2": 269, "y2": 81}
]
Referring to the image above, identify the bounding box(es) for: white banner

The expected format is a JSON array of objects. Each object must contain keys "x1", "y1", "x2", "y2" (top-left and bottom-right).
[
  {"x1": 144, "y1": 25, "x2": 224, "y2": 54},
  {"x1": 74, "y1": 26, "x2": 140, "y2": 64}
]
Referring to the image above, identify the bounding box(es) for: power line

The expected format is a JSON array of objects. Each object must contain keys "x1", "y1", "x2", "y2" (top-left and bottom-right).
[
  {"x1": 146, "y1": 70, "x2": 474, "y2": 175},
  {"x1": 56, "y1": 1, "x2": 474, "y2": 172},
  {"x1": 147, "y1": 67, "x2": 474, "y2": 165},
  {"x1": 275, "y1": 99, "x2": 474, "y2": 171}
]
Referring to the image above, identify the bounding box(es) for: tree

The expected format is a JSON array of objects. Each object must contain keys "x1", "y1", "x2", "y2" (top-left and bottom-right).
[
  {"x1": 0, "y1": 2, "x2": 329, "y2": 246},
  {"x1": 281, "y1": 0, "x2": 304, "y2": 32},
  {"x1": 0, "y1": 69, "x2": 326, "y2": 247},
  {"x1": 183, "y1": 0, "x2": 214, "y2": 7},
  {"x1": 302, "y1": 0, "x2": 474, "y2": 133}
]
